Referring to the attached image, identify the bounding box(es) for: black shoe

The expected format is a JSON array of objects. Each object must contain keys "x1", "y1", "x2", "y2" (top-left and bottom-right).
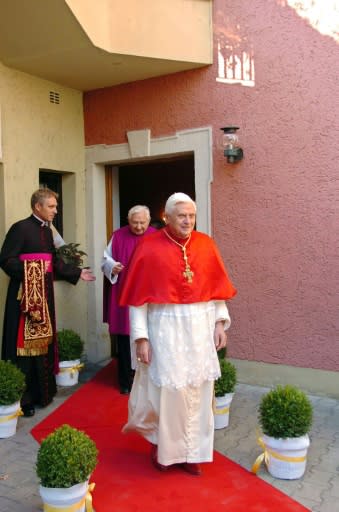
[
  {"x1": 22, "y1": 404, "x2": 35, "y2": 417},
  {"x1": 119, "y1": 387, "x2": 129, "y2": 395}
]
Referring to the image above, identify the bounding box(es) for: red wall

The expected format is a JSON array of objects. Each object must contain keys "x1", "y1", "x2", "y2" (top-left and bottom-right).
[{"x1": 84, "y1": 0, "x2": 339, "y2": 372}]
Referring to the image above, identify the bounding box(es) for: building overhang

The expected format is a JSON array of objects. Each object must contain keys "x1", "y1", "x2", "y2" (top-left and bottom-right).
[{"x1": 0, "y1": 0, "x2": 213, "y2": 91}]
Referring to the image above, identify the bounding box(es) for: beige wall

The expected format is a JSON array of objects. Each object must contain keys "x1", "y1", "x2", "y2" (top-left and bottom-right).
[
  {"x1": 66, "y1": 0, "x2": 213, "y2": 63},
  {"x1": 0, "y1": 61, "x2": 90, "y2": 355}
]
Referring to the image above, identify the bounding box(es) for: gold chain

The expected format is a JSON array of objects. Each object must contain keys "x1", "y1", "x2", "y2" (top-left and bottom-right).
[{"x1": 163, "y1": 229, "x2": 194, "y2": 283}]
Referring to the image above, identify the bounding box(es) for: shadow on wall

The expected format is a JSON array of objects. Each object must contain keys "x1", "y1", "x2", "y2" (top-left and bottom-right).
[{"x1": 214, "y1": 0, "x2": 338, "y2": 88}]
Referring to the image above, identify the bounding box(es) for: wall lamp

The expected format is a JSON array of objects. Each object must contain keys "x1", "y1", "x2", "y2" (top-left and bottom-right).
[{"x1": 220, "y1": 126, "x2": 243, "y2": 163}]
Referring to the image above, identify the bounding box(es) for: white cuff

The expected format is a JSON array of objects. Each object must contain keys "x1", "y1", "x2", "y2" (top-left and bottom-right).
[
  {"x1": 215, "y1": 301, "x2": 231, "y2": 330},
  {"x1": 129, "y1": 304, "x2": 149, "y2": 342}
]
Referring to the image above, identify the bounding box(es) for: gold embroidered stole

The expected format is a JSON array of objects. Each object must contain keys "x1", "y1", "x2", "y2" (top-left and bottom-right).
[{"x1": 17, "y1": 259, "x2": 53, "y2": 356}]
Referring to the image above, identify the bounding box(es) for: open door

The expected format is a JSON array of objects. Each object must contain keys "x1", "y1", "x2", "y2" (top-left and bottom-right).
[{"x1": 105, "y1": 154, "x2": 195, "y2": 236}]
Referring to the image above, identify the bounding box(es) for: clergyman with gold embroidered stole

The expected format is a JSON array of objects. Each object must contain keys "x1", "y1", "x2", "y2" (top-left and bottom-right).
[
  {"x1": 0, "y1": 188, "x2": 95, "y2": 417},
  {"x1": 120, "y1": 192, "x2": 237, "y2": 476}
]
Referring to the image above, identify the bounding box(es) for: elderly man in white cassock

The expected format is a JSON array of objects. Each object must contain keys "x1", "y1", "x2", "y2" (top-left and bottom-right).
[{"x1": 120, "y1": 192, "x2": 236, "y2": 476}]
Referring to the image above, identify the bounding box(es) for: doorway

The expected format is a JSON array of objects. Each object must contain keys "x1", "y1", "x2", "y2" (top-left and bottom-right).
[
  {"x1": 118, "y1": 154, "x2": 195, "y2": 227},
  {"x1": 85, "y1": 126, "x2": 212, "y2": 362}
]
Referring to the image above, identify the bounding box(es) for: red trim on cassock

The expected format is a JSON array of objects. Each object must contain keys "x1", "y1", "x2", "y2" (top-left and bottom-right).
[{"x1": 119, "y1": 230, "x2": 237, "y2": 306}]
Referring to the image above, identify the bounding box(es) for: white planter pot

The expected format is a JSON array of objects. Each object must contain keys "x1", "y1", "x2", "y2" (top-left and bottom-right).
[
  {"x1": 214, "y1": 392, "x2": 234, "y2": 429},
  {"x1": 261, "y1": 434, "x2": 310, "y2": 479},
  {"x1": 0, "y1": 401, "x2": 21, "y2": 438},
  {"x1": 56, "y1": 359, "x2": 82, "y2": 387},
  {"x1": 39, "y1": 481, "x2": 89, "y2": 512}
]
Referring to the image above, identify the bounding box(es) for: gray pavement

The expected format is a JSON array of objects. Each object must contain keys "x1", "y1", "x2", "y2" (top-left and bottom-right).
[
  {"x1": 214, "y1": 383, "x2": 339, "y2": 512},
  {"x1": 0, "y1": 359, "x2": 338, "y2": 512}
]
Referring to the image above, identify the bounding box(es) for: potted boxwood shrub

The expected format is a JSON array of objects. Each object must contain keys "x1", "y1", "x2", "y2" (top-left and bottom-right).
[
  {"x1": 36, "y1": 424, "x2": 98, "y2": 511},
  {"x1": 253, "y1": 384, "x2": 313, "y2": 479},
  {"x1": 56, "y1": 329, "x2": 85, "y2": 387},
  {"x1": 214, "y1": 357, "x2": 237, "y2": 429},
  {"x1": 0, "y1": 360, "x2": 26, "y2": 438}
]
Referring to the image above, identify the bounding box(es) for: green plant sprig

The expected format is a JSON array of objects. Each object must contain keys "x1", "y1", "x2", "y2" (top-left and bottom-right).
[{"x1": 56, "y1": 243, "x2": 87, "y2": 268}]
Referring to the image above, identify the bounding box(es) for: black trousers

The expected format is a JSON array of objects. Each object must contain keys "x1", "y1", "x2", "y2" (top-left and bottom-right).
[
  {"x1": 16, "y1": 344, "x2": 57, "y2": 407},
  {"x1": 116, "y1": 334, "x2": 133, "y2": 391}
]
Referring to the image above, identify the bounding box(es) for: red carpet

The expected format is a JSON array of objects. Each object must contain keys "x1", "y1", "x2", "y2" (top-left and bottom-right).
[{"x1": 31, "y1": 361, "x2": 310, "y2": 512}]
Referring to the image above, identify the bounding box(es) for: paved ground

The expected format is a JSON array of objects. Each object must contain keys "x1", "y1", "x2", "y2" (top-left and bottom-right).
[
  {"x1": 214, "y1": 383, "x2": 339, "y2": 512},
  {"x1": 0, "y1": 359, "x2": 338, "y2": 512}
]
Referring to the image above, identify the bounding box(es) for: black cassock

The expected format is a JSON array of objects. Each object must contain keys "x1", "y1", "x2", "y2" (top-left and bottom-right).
[{"x1": 0, "y1": 215, "x2": 81, "y2": 407}]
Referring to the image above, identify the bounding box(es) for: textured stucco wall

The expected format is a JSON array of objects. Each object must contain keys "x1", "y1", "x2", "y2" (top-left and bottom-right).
[
  {"x1": 0, "y1": 62, "x2": 89, "y2": 352},
  {"x1": 83, "y1": 0, "x2": 339, "y2": 372}
]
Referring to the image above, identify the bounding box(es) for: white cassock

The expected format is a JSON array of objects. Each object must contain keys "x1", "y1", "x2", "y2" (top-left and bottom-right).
[{"x1": 122, "y1": 300, "x2": 231, "y2": 466}]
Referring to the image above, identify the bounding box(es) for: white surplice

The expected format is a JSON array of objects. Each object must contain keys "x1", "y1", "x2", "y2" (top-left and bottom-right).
[{"x1": 123, "y1": 300, "x2": 231, "y2": 466}]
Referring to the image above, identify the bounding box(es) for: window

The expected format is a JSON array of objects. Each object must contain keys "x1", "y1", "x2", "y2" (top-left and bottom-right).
[{"x1": 39, "y1": 170, "x2": 63, "y2": 236}]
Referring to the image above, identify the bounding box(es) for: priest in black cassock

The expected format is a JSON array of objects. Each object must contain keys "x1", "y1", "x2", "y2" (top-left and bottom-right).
[{"x1": 0, "y1": 188, "x2": 95, "y2": 417}]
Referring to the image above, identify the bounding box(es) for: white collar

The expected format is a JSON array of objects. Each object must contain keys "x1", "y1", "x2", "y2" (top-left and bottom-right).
[{"x1": 33, "y1": 214, "x2": 49, "y2": 227}]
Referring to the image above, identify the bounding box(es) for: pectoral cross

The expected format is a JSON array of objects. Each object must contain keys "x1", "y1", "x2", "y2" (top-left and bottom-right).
[
  {"x1": 183, "y1": 266, "x2": 194, "y2": 283},
  {"x1": 182, "y1": 247, "x2": 194, "y2": 283}
]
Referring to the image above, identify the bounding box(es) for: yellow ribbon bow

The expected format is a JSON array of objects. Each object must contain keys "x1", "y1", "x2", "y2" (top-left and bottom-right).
[
  {"x1": 214, "y1": 405, "x2": 230, "y2": 415},
  {"x1": 43, "y1": 482, "x2": 95, "y2": 512},
  {"x1": 58, "y1": 363, "x2": 84, "y2": 376},
  {"x1": 86, "y1": 482, "x2": 95, "y2": 512},
  {"x1": 251, "y1": 436, "x2": 306, "y2": 475},
  {"x1": 0, "y1": 408, "x2": 23, "y2": 423}
]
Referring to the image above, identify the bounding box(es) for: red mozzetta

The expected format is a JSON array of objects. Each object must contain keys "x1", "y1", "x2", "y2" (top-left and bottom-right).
[{"x1": 119, "y1": 229, "x2": 237, "y2": 306}]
